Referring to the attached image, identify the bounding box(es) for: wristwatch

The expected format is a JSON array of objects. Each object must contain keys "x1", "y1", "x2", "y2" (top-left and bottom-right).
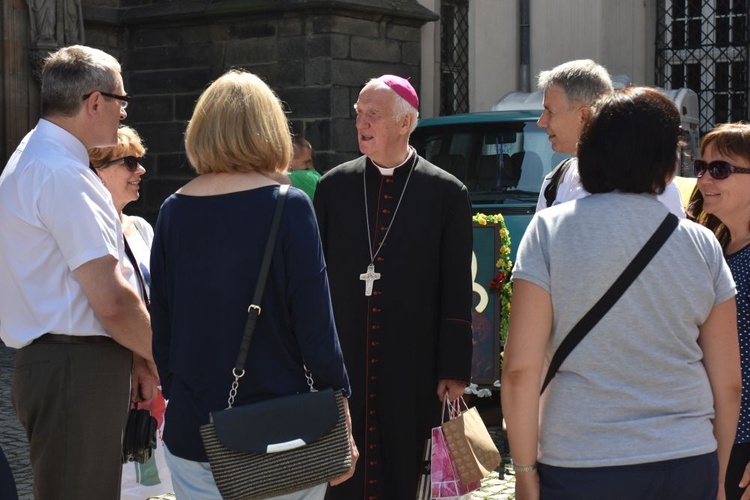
[{"x1": 511, "y1": 459, "x2": 537, "y2": 473}]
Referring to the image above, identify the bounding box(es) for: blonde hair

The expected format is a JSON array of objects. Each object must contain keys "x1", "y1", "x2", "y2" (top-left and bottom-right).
[
  {"x1": 88, "y1": 126, "x2": 146, "y2": 167},
  {"x1": 185, "y1": 70, "x2": 292, "y2": 175}
]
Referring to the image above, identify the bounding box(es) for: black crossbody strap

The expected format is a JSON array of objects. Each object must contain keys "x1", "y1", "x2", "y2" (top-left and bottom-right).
[
  {"x1": 543, "y1": 157, "x2": 575, "y2": 208},
  {"x1": 540, "y1": 212, "x2": 679, "y2": 394},
  {"x1": 234, "y1": 185, "x2": 289, "y2": 373},
  {"x1": 123, "y1": 237, "x2": 150, "y2": 308}
]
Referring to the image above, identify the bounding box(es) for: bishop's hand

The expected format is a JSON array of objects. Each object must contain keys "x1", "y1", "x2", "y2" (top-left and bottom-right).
[{"x1": 437, "y1": 379, "x2": 467, "y2": 401}]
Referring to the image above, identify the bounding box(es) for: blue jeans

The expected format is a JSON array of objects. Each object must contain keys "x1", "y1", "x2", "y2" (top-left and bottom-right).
[
  {"x1": 164, "y1": 446, "x2": 327, "y2": 500},
  {"x1": 538, "y1": 452, "x2": 718, "y2": 500}
]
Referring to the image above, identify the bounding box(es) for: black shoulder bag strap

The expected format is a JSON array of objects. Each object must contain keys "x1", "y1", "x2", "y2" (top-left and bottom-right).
[
  {"x1": 543, "y1": 157, "x2": 575, "y2": 208},
  {"x1": 234, "y1": 185, "x2": 289, "y2": 375},
  {"x1": 123, "y1": 237, "x2": 150, "y2": 309},
  {"x1": 540, "y1": 212, "x2": 679, "y2": 394}
]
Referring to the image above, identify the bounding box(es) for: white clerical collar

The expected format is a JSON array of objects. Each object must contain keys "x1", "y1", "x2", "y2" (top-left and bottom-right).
[
  {"x1": 375, "y1": 165, "x2": 395, "y2": 176},
  {"x1": 371, "y1": 148, "x2": 414, "y2": 176}
]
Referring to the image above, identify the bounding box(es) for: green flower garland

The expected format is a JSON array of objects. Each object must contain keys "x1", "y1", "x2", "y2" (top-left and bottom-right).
[{"x1": 472, "y1": 213, "x2": 513, "y2": 347}]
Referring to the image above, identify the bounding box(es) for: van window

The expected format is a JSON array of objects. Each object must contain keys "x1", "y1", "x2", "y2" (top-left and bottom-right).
[{"x1": 411, "y1": 120, "x2": 559, "y2": 205}]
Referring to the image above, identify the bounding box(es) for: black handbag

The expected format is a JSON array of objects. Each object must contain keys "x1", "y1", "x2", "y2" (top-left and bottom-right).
[
  {"x1": 199, "y1": 185, "x2": 352, "y2": 499},
  {"x1": 122, "y1": 404, "x2": 158, "y2": 464},
  {"x1": 121, "y1": 235, "x2": 157, "y2": 465}
]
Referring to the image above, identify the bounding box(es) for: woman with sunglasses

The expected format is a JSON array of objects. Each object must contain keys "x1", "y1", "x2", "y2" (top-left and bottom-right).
[
  {"x1": 690, "y1": 123, "x2": 750, "y2": 499},
  {"x1": 89, "y1": 126, "x2": 147, "y2": 234},
  {"x1": 89, "y1": 127, "x2": 151, "y2": 292},
  {"x1": 89, "y1": 126, "x2": 173, "y2": 500}
]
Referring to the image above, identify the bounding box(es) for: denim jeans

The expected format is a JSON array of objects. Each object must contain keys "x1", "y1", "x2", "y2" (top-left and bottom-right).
[{"x1": 164, "y1": 445, "x2": 328, "y2": 500}]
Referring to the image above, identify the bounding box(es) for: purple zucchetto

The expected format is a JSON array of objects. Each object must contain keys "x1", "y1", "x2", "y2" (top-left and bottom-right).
[{"x1": 377, "y1": 74, "x2": 419, "y2": 111}]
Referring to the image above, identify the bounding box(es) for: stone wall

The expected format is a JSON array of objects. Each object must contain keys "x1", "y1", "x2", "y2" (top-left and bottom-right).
[{"x1": 80, "y1": 0, "x2": 437, "y2": 223}]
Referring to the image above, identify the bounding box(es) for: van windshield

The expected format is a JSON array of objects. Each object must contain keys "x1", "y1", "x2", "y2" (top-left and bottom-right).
[{"x1": 410, "y1": 120, "x2": 566, "y2": 205}]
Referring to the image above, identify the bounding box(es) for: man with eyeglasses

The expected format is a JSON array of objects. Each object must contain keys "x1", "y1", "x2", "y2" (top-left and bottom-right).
[{"x1": 0, "y1": 45, "x2": 157, "y2": 499}]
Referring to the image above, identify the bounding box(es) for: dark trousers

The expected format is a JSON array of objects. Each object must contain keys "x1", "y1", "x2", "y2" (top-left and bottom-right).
[
  {"x1": 0, "y1": 445, "x2": 18, "y2": 500},
  {"x1": 726, "y1": 442, "x2": 750, "y2": 500},
  {"x1": 538, "y1": 452, "x2": 718, "y2": 500},
  {"x1": 11, "y1": 337, "x2": 132, "y2": 500}
]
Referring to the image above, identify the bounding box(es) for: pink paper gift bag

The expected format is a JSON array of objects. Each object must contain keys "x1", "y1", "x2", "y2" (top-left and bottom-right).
[{"x1": 430, "y1": 426, "x2": 481, "y2": 499}]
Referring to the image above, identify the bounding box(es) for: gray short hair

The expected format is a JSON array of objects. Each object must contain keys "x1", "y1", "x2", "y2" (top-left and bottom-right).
[
  {"x1": 42, "y1": 45, "x2": 122, "y2": 117},
  {"x1": 537, "y1": 59, "x2": 614, "y2": 105},
  {"x1": 364, "y1": 78, "x2": 420, "y2": 133}
]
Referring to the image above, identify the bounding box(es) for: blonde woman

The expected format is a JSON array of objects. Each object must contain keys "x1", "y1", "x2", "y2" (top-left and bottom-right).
[{"x1": 149, "y1": 70, "x2": 357, "y2": 499}]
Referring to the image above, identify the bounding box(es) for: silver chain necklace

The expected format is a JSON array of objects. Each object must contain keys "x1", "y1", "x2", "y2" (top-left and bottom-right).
[{"x1": 359, "y1": 149, "x2": 418, "y2": 296}]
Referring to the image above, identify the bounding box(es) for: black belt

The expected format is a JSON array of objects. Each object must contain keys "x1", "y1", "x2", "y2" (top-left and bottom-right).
[{"x1": 32, "y1": 333, "x2": 117, "y2": 345}]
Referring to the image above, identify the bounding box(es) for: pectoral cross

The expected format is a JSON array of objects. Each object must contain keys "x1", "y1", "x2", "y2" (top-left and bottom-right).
[{"x1": 359, "y1": 263, "x2": 381, "y2": 297}]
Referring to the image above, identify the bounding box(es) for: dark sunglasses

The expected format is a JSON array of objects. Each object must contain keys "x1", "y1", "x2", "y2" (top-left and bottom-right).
[
  {"x1": 81, "y1": 91, "x2": 131, "y2": 109},
  {"x1": 102, "y1": 156, "x2": 142, "y2": 172},
  {"x1": 694, "y1": 159, "x2": 750, "y2": 180}
]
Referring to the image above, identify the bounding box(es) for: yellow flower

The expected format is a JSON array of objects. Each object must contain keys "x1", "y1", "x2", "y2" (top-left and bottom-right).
[{"x1": 474, "y1": 212, "x2": 514, "y2": 351}]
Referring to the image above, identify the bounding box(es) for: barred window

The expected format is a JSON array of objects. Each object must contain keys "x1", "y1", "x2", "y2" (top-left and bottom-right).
[
  {"x1": 657, "y1": 0, "x2": 749, "y2": 133},
  {"x1": 440, "y1": 0, "x2": 469, "y2": 115}
]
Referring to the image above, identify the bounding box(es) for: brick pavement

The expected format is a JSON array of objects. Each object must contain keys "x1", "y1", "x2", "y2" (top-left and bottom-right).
[
  {"x1": 150, "y1": 471, "x2": 516, "y2": 500},
  {"x1": 149, "y1": 472, "x2": 515, "y2": 500},
  {"x1": 474, "y1": 468, "x2": 515, "y2": 499},
  {"x1": 478, "y1": 427, "x2": 515, "y2": 499},
  {"x1": 0, "y1": 342, "x2": 515, "y2": 499}
]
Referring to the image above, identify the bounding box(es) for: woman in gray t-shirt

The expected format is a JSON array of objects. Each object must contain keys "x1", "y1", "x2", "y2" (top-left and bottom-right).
[{"x1": 502, "y1": 87, "x2": 740, "y2": 500}]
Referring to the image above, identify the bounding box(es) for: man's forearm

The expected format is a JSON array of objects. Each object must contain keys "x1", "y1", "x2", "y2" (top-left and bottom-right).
[
  {"x1": 99, "y1": 295, "x2": 153, "y2": 361},
  {"x1": 74, "y1": 255, "x2": 154, "y2": 360}
]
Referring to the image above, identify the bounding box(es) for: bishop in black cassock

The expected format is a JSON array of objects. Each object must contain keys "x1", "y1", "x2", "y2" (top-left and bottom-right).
[{"x1": 315, "y1": 75, "x2": 473, "y2": 500}]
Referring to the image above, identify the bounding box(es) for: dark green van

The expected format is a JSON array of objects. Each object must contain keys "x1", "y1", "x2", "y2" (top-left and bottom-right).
[
  {"x1": 409, "y1": 109, "x2": 563, "y2": 384},
  {"x1": 409, "y1": 89, "x2": 699, "y2": 385},
  {"x1": 410, "y1": 109, "x2": 566, "y2": 261},
  {"x1": 410, "y1": 87, "x2": 700, "y2": 260}
]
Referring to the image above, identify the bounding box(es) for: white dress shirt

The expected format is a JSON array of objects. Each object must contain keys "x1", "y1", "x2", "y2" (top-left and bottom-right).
[
  {"x1": 0, "y1": 119, "x2": 126, "y2": 347},
  {"x1": 536, "y1": 158, "x2": 686, "y2": 218}
]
